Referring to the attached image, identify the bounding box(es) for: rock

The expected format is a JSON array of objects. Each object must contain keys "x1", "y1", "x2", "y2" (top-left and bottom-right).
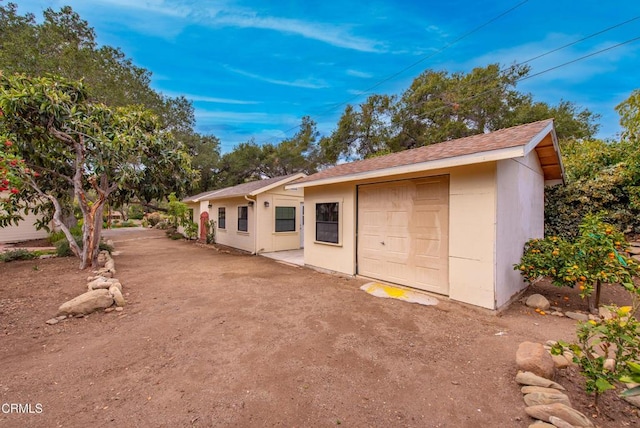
[
  {"x1": 603, "y1": 358, "x2": 615, "y2": 371},
  {"x1": 565, "y1": 311, "x2": 589, "y2": 321},
  {"x1": 57, "y1": 289, "x2": 114, "y2": 316},
  {"x1": 115, "y1": 306, "x2": 124, "y2": 312},
  {"x1": 87, "y1": 277, "x2": 111, "y2": 290},
  {"x1": 516, "y1": 371, "x2": 565, "y2": 390},
  {"x1": 45, "y1": 318, "x2": 59, "y2": 325},
  {"x1": 550, "y1": 306, "x2": 562, "y2": 312},
  {"x1": 522, "y1": 386, "x2": 566, "y2": 395},
  {"x1": 629, "y1": 241, "x2": 640, "y2": 248},
  {"x1": 96, "y1": 253, "x2": 107, "y2": 268},
  {"x1": 108, "y1": 282, "x2": 122, "y2": 292},
  {"x1": 524, "y1": 392, "x2": 571, "y2": 407},
  {"x1": 526, "y1": 294, "x2": 550, "y2": 310},
  {"x1": 528, "y1": 423, "x2": 555, "y2": 428},
  {"x1": 545, "y1": 340, "x2": 558, "y2": 347},
  {"x1": 104, "y1": 259, "x2": 115, "y2": 271},
  {"x1": 551, "y1": 354, "x2": 569, "y2": 370},
  {"x1": 109, "y1": 285, "x2": 126, "y2": 307},
  {"x1": 598, "y1": 306, "x2": 614, "y2": 320},
  {"x1": 106, "y1": 239, "x2": 114, "y2": 247},
  {"x1": 516, "y1": 342, "x2": 556, "y2": 379},
  {"x1": 549, "y1": 416, "x2": 575, "y2": 428},
  {"x1": 627, "y1": 246, "x2": 640, "y2": 255},
  {"x1": 104, "y1": 307, "x2": 115, "y2": 313},
  {"x1": 623, "y1": 393, "x2": 640, "y2": 409},
  {"x1": 55, "y1": 315, "x2": 67, "y2": 321},
  {"x1": 550, "y1": 311, "x2": 564, "y2": 317},
  {"x1": 525, "y1": 403, "x2": 594, "y2": 427},
  {"x1": 633, "y1": 255, "x2": 640, "y2": 262}
]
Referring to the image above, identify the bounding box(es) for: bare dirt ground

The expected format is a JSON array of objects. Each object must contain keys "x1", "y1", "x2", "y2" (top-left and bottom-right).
[{"x1": 0, "y1": 228, "x2": 638, "y2": 427}]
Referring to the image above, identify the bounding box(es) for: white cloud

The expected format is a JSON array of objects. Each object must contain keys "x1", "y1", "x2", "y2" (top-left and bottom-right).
[
  {"x1": 346, "y1": 69, "x2": 373, "y2": 78},
  {"x1": 207, "y1": 9, "x2": 386, "y2": 53},
  {"x1": 161, "y1": 90, "x2": 261, "y2": 105},
  {"x1": 88, "y1": 0, "x2": 193, "y2": 18},
  {"x1": 225, "y1": 66, "x2": 329, "y2": 89}
]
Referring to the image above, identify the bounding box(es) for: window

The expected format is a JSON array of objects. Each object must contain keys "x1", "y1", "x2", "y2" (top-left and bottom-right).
[
  {"x1": 238, "y1": 206, "x2": 248, "y2": 232},
  {"x1": 218, "y1": 207, "x2": 226, "y2": 229},
  {"x1": 316, "y1": 202, "x2": 339, "y2": 244},
  {"x1": 275, "y1": 206, "x2": 296, "y2": 232}
]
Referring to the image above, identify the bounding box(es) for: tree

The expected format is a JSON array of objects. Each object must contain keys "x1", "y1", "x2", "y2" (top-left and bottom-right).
[
  {"x1": 260, "y1": 116, "x2": 321, "y2": 177},
  {"x1": 0, "y1": 74, "x2": 197, "y2": 268},
  {"x1": 187, "y1": 134, "x2": 221, "y2": 193},
  {"x1": 323, "y1": 64, "x2": 599, "y2": 161}
]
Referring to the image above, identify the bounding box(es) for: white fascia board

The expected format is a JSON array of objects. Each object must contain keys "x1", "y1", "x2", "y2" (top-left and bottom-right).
[
  {"x1": 286, "y1": 146, "x2": 525, "y2": 189},
  {"x1": 522, "y1": 122, "x2": 554, "y2": 155},
  {"x1": 249, "y1": 173, "x2": 307, "y2": 196}
]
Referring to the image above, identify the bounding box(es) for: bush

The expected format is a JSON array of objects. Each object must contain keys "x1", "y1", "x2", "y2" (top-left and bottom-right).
[
  {"x1": 516, "y1": 213, "x2": 638, "y2": 311},
  {"x1": 0, "y1": 249, "x2": 38, "y2": 262},
  {"x1": 146, "y1": 212, "x2": 164, "y2": 227},
  {"x1": 54, "y1": 235, "x2": 112, "y2": 257},
  {"x1": 128, "y1": 204, "x2": 144, "y2": 220}
]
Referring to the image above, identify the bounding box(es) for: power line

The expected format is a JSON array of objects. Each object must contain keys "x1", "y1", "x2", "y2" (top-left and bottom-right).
[{"x1": 257, "y1": 0, "x2": 530, "y2": 144}]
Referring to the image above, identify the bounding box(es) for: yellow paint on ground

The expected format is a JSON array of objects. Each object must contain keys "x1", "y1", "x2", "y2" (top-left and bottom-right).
[{"x1": 361, "y1": 282, "x2": 438, "y2": 306}]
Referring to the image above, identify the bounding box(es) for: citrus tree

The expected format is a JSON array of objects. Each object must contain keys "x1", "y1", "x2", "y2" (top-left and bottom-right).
[
  {"x1": 516, "y1": 213, "x2": 638, "y2": 312},
  {"x1": 0, "y1": 74, "x2": 197, "y2": 268}
]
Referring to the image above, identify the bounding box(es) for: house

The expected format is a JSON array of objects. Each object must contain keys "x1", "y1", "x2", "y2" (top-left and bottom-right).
[
  {"x1": 286, "y1": 119, "x2": 563, "y2": 310},
  {"x1": 183, "y1": 174, "x2": 306, "y2": 254},
  {"x1": 0, "y1": 193, "x2": 54, "y2": 243}
]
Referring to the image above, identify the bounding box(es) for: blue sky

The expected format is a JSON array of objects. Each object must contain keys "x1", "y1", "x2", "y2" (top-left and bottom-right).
[{"x1": 16, "y1": 0, "x2": 640, "y2": 152}]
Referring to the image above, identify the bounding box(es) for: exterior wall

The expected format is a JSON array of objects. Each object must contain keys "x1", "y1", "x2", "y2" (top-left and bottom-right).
[
  {"x1": 209, "y1": 196, "x2": 256, "y2": 253},
  {"x1": 303, "y1": 182, "x2": 357, "y2": 275},
  {"x1": 495, "y1": 152, "x2": 544, "y2": 308},
  {"x1": 447, "y1": 163, "x2": 497, "y2": 309},
  {"x1": 255, "y1": 185, "x2": 304, "y2": 253},
  {"x1": 195, "y1": 184, "x2": 304, "y2": 254},
  {"x1": 303, "y1": 164, "x2": 499, "y2": 309},
  {"x1": 0, "y1": 195, "x2": 52, "y2": 243}
]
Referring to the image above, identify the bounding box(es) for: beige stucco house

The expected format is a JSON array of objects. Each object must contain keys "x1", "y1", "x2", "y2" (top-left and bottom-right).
[
  {"x1": 0, "y1": 194, "x2": 53, "y2": 243},
  {"x1": 287, "y1": 119, "x2": 563, "y2": 310},
  {"x1": 184, "y1": 174, "x2": 305, "y2": 254}
]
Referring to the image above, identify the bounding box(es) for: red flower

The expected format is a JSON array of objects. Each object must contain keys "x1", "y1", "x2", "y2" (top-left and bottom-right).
[
  {"x1": 2, "y1": 179, "x2": 8, "y2": 185},
  {"x1": 9, "y1": 160, "x2": 18, "y2": 167},
  {"x1": 0, "y1": 186, "x2": 7, "y2": 192},
  {"x1": 4, "y1": 140, "x2": 12, "y2": 147},
  {"x1": 33, "y1": 172, "x2": 40, "y2": 177},
  {"x1": 10, "y1": 187, "x2": 19, "y2": 194}
]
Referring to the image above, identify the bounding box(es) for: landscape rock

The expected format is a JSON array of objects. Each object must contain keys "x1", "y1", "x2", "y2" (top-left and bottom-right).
[
  {"x1": 598, "y1": 306, "x2": 614, "y2": 320},
  {"x1": 108, "y1": 281, "x2": 122, "y2": 292},
  {"x1": 96, "y1": 253, "x2": 107, "y2": 268},
  {"x1": 516, "y1": 342, "x2": 555, "y2": 379},
  {"x1": 45, "y1": 318, "x2": 59, "y2": 325},
  {"x1": 55, "y1": 315, "x2": 67, "y2": 321},
  {"x1": 57, "y1": 289, "x2": 114, "y2": 316},
  {"x1": 564, "y1": 311, "x2": 589, "y2": 321},
  {"x1": 550, "y1": 311, "x2": 564, "y2": 317},
  {"x1": 521, "y1": 386, "x2": 566, "y2": 395},
  {"x1": 627, "y1": 246, "x2": 640, "y2": 255},
  {"x1": 525, "y1": 403, "x2": 594, "y2": 427},
  {"x1": 106, "y1": 239, "x2": 114, "y2": 247},
  {"x1": 523, "y1": 391, "x2": 571, "y2": 407},
  {"x1": 87, "y1": 277, "x2": 111, "y2": 290},
  {"x1": 623, "y1": 393, "x2": 640, "y2": 409},
  {"x1": 104, "y1": 259, "x2": 115, "y2": 271},
  {"x1": 109, "y1": 285, "x2": 126, "y2": 307},
  {"x1": 603, "y1": 358, "x2": 615, "y2": 371},
  {"x1": 115, "y1": 306, "x2": 124, "y2": 312},
  {"x1": 526, "y1": 294, "x2": 550, "y2": 310},
  {"x1": 528, "y1": 423, "x2": 554, "y2": 428},
  {"x1": 551, "y1": 354, "x2": 569, "y2": 370},
  {"x1": 548, "y1": 416, "x2": 575, "y2": 428},
  {"x1": 516, "y1": 371, "x2": 565, "y2": 390}
]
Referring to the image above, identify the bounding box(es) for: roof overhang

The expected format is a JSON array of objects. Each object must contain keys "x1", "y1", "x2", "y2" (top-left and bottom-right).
[{"x1": 286, "y1": 122, "x2": 564, "y2": 189}]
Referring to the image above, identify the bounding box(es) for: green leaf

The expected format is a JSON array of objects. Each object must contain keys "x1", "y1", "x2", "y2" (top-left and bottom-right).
[{"x1": 595, "y1": 378, "x2": 615, "y2": 392}]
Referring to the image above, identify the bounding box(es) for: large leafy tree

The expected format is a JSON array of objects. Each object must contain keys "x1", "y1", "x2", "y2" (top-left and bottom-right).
[
  {"x1": 0, "y1": 74, "x2": 197, "y2": 268},
  {"x1": 322, "y1": 64, "x2": 599, "y2": 161}
]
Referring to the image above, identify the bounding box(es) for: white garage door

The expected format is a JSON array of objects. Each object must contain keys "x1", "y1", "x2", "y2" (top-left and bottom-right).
[{"x1": 357, "y1": 176, "x2": 449, "y2": 295}]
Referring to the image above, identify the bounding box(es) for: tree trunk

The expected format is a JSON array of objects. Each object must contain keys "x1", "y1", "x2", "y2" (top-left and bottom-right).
[{"x1": 80, "y1": 199, "x2": 105, "y2": 269}]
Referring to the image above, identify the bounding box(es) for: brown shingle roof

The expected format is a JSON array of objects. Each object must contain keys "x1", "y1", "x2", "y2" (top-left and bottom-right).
[
  {"x1": 292, "y1": 119, "x2": 557, "y2": 186},
  {"x1": 183, "y1": 173, "x2": 304, "y2": 203}
]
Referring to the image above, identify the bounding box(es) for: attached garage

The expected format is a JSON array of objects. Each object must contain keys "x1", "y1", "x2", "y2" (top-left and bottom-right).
[
  {"x1": 358, "y1": 177, "x2": 449, "y2": 295},
  {"x1": 287, "y1": 119, "x2": 564, "y2": 310}
]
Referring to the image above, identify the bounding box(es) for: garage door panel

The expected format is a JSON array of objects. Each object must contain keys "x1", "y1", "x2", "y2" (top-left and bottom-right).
[{"x1": 358, "y1": 176, "x2": 449, "y2": 295}]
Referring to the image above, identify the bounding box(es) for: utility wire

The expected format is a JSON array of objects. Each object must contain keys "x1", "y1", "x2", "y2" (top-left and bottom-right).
[{"x1": 258, "y1": 0, "x2": 530, "y2": 144}]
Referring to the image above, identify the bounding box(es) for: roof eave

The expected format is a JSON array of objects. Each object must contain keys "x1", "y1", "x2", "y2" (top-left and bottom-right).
[
  {"x1": 248, "y1": 172, "x2": 306, "y2": 196},
  {"x1": 286, "y1": 145, "x2": 526, "y2": 189}
]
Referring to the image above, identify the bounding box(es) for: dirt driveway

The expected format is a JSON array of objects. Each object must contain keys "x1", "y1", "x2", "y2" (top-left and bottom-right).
[{"x1": 0, "y1": 229, "x2": 637, "y2": 427}]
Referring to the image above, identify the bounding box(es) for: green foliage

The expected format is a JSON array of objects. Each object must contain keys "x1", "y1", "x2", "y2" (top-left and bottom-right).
[
  {"x1": 183, "y1": 220, "x2": 198, "y2": 239},
  {"x1": 0, "y1": 73, "x2": 197, "y2": 268},
  {"x1": 127, "y1": 204, "x2": 144, "y2": 220},
  {"x1": 167, "y1": 193, "x2": 188, "y2": 228},
  {"x1": 145, "y1": 212, "x2": 164, "y2": 227},
  {"x1": 620, "y1": 361, "x2": 640, "y2": 397},
  {"x1": 516, "y1": 214, "x2": 638, "y2": 309},
  {"x1": 570, "y1": 305, "x2": 640, "y2": 406},
  {"x1": 205, "y1": 220, "x2": 216, "y2": 244},
  {"x1": 0, "y1": 248, "x2": 38, "y2": 262},
  {"x1": 616, "y1": 89, "x2": 640, "y2": 142}
]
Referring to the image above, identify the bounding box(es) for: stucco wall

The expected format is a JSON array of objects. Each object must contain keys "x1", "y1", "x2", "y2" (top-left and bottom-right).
[
  {"x1": 0, "y1": 194, "x2": 52, "y2": 243},
  {"x1": 303, "y1": 182, "x2": 357, "y2": 275},
  {"x1": 303, "y1": 164, "x2": 499, "y2": 311},
  {"x1": 447, "y1": 163, "x2": 497, "y2": 309},
  {"x1": 191, "y1": 184, "x2": 303, "y2": 253},
  {"x1": 494, "y1": 152, "x2": 544, "y2": 308}
]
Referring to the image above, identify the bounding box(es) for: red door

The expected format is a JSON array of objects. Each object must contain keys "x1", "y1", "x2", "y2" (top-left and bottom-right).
[{"x1": 199, "y1": 211, "x2": 209, "y2": 241}]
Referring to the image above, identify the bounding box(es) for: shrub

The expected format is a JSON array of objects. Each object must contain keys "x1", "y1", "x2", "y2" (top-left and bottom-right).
[
  {"x1": 128, "y1": 204, "x2": 144, "y2": 220},
  {"x1": 146, "y1": 212, "x2": 164, "y2": 227},
  {"x1": 516, "y1": 213, "x2": 638, "y2": 311},
  {"x1": 0, "y1": 249, "x2": 38, "y2": 262},
  {"x1": 183, "y1": 220, "x2": 198, "y2": 239}
]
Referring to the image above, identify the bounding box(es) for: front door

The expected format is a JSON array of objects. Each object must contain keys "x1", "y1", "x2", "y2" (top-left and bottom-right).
[{"x1": 199, "y1": 211, "x2": 209, "y2": 241}]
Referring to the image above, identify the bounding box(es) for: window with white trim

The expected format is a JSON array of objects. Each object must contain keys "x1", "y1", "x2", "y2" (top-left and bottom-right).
[
  {"x1": 238, "y1": 206, "x2": 248, "y2": 232},
  {"x1": 315, "y1": 202, "x2": 339, "y2": 244},
  {"x1": 218, "y1": 207, "x2": 226, "y2": 229}
]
